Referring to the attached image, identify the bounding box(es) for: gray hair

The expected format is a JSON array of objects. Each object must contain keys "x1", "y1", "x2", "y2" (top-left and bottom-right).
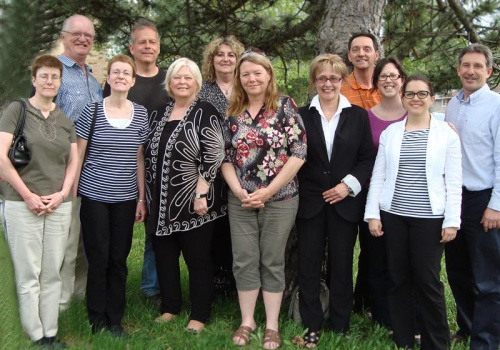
[
  {"x1": 129, "y1": 19, "x2": 159, "y2": 45},
  {"x1": 61, "y1": 15, "x2": 95, "y2": 36},
  {"x1": 458, "y1": 44, "x2": 494, "y2": 68}
]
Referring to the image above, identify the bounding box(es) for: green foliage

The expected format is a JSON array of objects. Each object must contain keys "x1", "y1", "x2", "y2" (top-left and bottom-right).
[
  {"x1": 383, "y1": 0, "x2": 500, "y2": 92},
  {"x1": 0, "y1": 0, "x2": 58, "y2": 104}
]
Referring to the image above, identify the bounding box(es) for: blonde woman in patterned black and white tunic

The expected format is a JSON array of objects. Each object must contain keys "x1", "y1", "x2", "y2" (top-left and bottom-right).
[{"x1": 147, "y1": 57, "x2": 226, "y2": 333}]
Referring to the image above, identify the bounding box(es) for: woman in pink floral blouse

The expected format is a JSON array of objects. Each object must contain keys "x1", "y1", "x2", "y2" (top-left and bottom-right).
[{"x1": 221, "y1": 50, "x2": 307, "y2": 349}]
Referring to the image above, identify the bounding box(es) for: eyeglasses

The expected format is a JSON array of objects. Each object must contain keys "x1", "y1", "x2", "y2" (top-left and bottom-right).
[
  {"x1": 403, "y1": 91, "x2": 431, "y2": 99},
  {"x1": 37, "y1": 74, "x2": 61, "y2": 83},
  {"x1": 378, "y1": 74, "x2": 401, "y2": 81},
  {"x1": 315, "y1": 76, "x2": 342, "y2": 84},
  {"x1": 110, "y1": 70, "x2": 133, "y2": 77},
  {"x1": 63, "y1": 30, "x2": 94, "y2": 40},
  {"x1": 242, "y1": 48, "x2": 266, "y2": 56}
]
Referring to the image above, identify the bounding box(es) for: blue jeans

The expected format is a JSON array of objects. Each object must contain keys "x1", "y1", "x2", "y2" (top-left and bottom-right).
[{"x1": 141, "y1": 223, "x2": 160, "y2": 297}]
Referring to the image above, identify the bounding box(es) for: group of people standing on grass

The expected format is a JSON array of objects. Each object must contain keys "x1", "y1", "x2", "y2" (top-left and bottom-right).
[{"x1": 0, "y1": 13, "x2": 499, "y2": 350}]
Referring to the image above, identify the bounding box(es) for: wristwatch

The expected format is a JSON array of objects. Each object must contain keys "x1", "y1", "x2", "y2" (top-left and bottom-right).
[
  {"x1": 195, "y1": 192, "x2": 207, "y2": 199},
  {"x1": 341, "y1": 180, "x2": 354, "y2": 196}
]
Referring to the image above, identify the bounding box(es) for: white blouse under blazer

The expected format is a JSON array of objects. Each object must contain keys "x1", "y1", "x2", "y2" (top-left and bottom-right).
[{"x1": 364, "y1": 116, "x2": 462, "y2": 229}]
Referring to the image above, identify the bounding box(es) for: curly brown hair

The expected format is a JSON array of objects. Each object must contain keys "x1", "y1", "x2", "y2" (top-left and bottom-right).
[{"x1": 202, "y1": 36, "x2": 244, "y2": 83}]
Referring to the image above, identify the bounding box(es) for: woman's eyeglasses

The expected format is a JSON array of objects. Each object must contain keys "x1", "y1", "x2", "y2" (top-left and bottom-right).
[
  {"x1": 403, "y1": 91, "x2": 431, "y2": 99},
  {"x1": 315, "y1": 76, "x2": 342, "y2": 84},
  {"x1": 378, "y1": 74, "x2": 401, "y2": 81}
]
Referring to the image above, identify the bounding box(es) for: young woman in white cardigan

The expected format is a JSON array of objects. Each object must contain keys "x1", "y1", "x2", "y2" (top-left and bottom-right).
[{"x1": 364, "y1": 74, "x2": 462, "y2": 350}]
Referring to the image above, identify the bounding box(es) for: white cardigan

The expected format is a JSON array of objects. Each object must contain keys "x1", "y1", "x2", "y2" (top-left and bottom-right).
[{"x1": 364, "y1": 116, "x2": 462, "y2": 229}]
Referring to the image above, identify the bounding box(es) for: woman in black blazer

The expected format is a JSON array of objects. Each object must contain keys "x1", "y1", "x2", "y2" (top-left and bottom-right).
[{"x1": 296, "y1": 53, "x2": 375, "y2": 347}]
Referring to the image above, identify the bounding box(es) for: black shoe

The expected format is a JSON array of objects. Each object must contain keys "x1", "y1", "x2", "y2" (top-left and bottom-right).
[
  {"x1": 34, "y1": 337, "x2": 51, "y2": 348},
  {"x1": 91, "y1": 321, "x2": 108, "y2": 334},
  {"x1": 109, "y1": 324, "x2": 127, "y2": 338},
  {"x1": 45, "y1": 337, "x2": 67, "y2": 349},
  {"x1": 147, "y1": 293, "x2": 162, "y2": 307}
]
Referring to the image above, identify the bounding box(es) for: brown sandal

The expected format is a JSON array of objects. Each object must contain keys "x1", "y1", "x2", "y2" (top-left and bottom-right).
[
  {"x1": 232, "y1": 325, "x2": 255, "y2": 346},
  {"x1": 263, "y1": 329, "x2": 282, "y2": 349}
]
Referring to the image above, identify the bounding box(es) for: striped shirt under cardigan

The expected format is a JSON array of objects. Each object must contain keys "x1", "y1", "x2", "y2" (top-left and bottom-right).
[{"x1": 389, "y1": 129, "x2": 443, "y2": 218}]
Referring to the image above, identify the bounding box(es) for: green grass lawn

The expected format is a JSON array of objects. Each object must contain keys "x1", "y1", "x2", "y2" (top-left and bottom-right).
[{"x1": 0, "y1": 224, "x2": 469, "y2": 350}]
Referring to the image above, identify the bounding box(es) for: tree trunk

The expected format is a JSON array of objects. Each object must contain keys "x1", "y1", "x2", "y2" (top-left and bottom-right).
[{"x1": 315, "y1": 0, "x2": 388, "y2": 58}]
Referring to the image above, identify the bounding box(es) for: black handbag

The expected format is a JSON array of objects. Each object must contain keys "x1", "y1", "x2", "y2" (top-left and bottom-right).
[{"x1": 8, "y1": 99, "x2": 31, "y2": 168}]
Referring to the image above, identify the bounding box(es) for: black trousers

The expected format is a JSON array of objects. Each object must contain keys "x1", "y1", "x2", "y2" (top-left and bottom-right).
[
  {"x1": 353, "y1": 220, "x2": 371, "y2": 314},
  {"x1": 211, "y1": 214, "x2": 235, "y2": 294},
  {"x1": 80, "y1": 196, "x2": 136, "y2": 327},
  {"x1": 297, "y1": 205, "x2": 357, "y2": 333},
  {"x1": 153, "y1": 221, "x2": 215, "y2": 323},
  {"x1": 445, "y1": 189, "x2": 500, "y2": 350},
  {"x1": 358, "y1": 220, "x2": 391, "y2": 327},
  {"x1": 382, "y1": 211, "x2": 449, "y2": 350}
]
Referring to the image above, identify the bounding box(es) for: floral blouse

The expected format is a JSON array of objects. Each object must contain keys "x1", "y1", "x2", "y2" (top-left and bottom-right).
[{"x1": 225, "y1": 96, "x2": 307, "y2": 202}]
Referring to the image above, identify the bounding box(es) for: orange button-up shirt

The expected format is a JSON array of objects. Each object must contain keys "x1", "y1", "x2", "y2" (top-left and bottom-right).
[{"x1": 340, "y1": 72, "x2": 381, "y2": 110}]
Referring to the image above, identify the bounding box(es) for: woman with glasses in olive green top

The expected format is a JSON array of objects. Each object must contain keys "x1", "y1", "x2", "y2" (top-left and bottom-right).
[{"x1": 0, "y1": 55, "x2": 78, "y2": 348}]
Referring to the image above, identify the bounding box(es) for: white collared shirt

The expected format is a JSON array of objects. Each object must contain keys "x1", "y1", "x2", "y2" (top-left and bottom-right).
[{"x1": 309, "y1": 94, "x2": 351, "y2": 160}]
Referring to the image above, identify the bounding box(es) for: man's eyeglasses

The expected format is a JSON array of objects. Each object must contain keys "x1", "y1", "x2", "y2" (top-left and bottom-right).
[
  {"x1": 403, "y1": 91, "x2": 431, "y2": 99},
  {"x1": 315, "y1": 76, "x2": 342, "y2": 84},
  {"x1": 63, "y1": 31, "x2": 94, "y2": 40},
  {"x1": 378, "y1": 74, "x2": 401, "y2": 81}
]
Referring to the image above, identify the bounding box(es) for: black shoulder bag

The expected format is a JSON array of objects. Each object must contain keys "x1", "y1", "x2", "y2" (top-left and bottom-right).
[{"x1": 8, "y1": 99, "x2": 31, "y2": 168}]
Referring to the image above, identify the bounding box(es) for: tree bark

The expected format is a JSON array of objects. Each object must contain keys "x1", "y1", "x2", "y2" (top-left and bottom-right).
[{"x1": 315, "y1": 0, "x2": 388, "y2": 58}]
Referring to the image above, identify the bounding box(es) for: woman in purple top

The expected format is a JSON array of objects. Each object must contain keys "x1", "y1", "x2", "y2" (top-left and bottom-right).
[{"x1": 365, "y1": 57, "x2": 407, "y2": 328}]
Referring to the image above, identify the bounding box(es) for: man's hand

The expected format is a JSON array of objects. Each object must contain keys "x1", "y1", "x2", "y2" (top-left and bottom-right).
[{"x1": 480, "y1": 208, "x2": 500, "y2": 232}]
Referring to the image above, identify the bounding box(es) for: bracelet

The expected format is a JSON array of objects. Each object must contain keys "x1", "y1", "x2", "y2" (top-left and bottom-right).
[
  {"x1": 58, "y1": 191, "x2": 65, "y2": 200},
  {"x1": 138, "y1": 199, "x2": 146, "y2": 203}
]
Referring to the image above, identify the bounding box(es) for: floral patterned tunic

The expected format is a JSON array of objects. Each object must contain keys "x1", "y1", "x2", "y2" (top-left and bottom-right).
[{"x1": 225, "y1": 96, "x2": 307, "y2": 202}]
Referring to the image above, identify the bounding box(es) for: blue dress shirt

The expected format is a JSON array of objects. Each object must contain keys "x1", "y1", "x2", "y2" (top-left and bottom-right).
[
  {"x1": 55, "y1": 54, "x2": 102, "y2": 122},
  {"x1": 445, "y1": 84, "x2": 500, "y2": 210}
]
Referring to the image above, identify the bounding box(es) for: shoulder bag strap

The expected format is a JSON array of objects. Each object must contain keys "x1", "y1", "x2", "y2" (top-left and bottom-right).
[
  {"x1": 12, "y1": 99, "x2": 27, "y2": 139},
  {"x1": 83, "y1": 102, "x2": 99, "y2": 162}
]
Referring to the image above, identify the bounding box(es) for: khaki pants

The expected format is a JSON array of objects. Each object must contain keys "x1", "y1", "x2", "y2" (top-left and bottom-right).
[
  {"x1": 59, "y1": 197, "x2": 88, "y2": 311},
  {"x1": 6, "y1": 200, "x2": 71, "y2": 341}
]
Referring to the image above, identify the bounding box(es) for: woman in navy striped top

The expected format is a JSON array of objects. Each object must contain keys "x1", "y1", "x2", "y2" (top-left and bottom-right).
[
  {"x1": 364, "y1": 75, "x2": 462, "y2": 350},
  {"x1": 75, "y1": 55, "x2": 148, "y2": 336}
]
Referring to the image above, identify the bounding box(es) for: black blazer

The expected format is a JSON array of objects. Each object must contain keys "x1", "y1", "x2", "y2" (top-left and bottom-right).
[{"x1": 297, "y1": 103, "x2": 375, "y2": 223}]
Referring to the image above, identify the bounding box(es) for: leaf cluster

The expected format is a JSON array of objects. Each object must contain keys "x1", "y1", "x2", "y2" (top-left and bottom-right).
[{"x1": 383, "y1": 0, "x2": 500, "y2": 91}]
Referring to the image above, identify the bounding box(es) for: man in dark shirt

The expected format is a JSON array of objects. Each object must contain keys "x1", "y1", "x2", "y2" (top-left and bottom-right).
[{"x1": 104, "y1": 19, "x2": 170, "y2": 301}]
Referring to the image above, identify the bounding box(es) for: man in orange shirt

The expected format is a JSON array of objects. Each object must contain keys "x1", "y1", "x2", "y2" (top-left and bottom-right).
[
  {"x1": 340, "y1": 32, "x2": 380, "y2": 319},
  {"x1": 341, "y1": 32, "x2": 381, "y2": 109}
]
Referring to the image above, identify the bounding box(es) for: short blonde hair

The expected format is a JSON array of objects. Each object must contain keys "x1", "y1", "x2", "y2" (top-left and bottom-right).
[
  {"x1": 202, "y1": 36, "x2": 245, "y2": 83},
  {"x1": 164, "y1": 58, "x2": 202, "y2": 99},
  {"x1": 308, "y1": 54, "x2": 348, "y2": 94},
  {"x1": 107, "y1": 54, "x2": 136, "y2": 77},
  {"x1": 227, "y1": 52, "x2": 280, "y2": 117}
]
